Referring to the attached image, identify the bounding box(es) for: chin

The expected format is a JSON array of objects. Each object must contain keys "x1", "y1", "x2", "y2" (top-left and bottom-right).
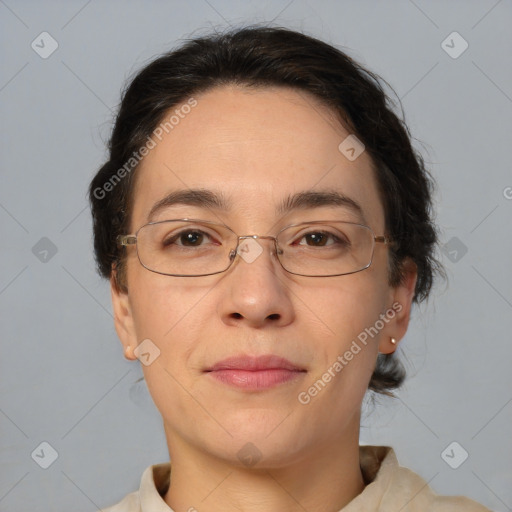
[{"x1": 217, "y1": 435, "x2": 309, "y2": 470}]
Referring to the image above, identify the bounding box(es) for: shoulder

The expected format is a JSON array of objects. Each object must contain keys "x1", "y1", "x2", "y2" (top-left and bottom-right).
[
  {"x1": 97, "y1": 462, "x2": 171, "y2": 512},
  {"x1": 352, "y1": 446, "x2": 491, "y2": 512},
  {"x1": 390, "y1": 465, "x2": 491, "y2": 511}
]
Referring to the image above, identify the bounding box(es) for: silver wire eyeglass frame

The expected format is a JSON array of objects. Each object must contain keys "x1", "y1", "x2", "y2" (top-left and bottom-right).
[{"x1": 116, "y1": 218, "x2": 393, "y2": 278}]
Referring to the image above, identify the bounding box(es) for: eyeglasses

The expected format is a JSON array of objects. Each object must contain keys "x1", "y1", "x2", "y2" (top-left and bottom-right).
[{"x1": 117, "y1": 218, "x2": 392, "y2": 277}]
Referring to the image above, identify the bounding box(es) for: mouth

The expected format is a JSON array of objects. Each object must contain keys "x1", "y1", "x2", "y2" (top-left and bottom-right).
[{"x1": 204, "y1": 354, "x2": 307, "y2": 390}]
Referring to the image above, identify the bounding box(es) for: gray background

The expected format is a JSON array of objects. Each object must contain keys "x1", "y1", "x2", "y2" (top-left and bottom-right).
[{"x1": 1, "y1": 0, "x2": 511, "y2": 511}]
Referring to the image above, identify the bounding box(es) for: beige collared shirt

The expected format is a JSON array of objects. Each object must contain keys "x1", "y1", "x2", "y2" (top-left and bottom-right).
[{"x1": 100, "y1": 445, "x2": 490, "y2": 511}]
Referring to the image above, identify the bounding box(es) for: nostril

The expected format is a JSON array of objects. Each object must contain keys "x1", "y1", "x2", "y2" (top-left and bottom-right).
[
  {"x1": 267, "y1": 313, "x2": 280, "y2": 321},
  {"x1": 231, "y1": 312, "x2": 243, "y2": 319}
]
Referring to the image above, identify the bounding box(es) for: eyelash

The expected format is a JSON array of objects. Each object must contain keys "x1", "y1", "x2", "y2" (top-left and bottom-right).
[{"x1": 162, "y1": 228, "x2": 349, "y2": 248}]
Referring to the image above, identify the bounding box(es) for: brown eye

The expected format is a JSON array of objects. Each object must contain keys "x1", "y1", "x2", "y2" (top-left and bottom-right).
[
  {"x1": 179, "y1": 231, "x2": 204, "y2": 246},
  {"x1": 163, "y1": 230, "x2": 209, "y2": 247},
  {"x1": 303, "y1": 232, "x2": 329, "y2": 246},
  {"x1": 297, "y1": 231, "x2": 348, "y2": 248}
]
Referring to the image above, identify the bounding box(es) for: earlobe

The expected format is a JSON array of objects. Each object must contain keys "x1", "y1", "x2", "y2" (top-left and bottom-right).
[
  {"x1": 378, "y1": 258, "x2": 418, "y2": 354},
  {"x1": 124, "y1": 345, "x2": 135, "y2": 359},
  {"x1": 378, "y1": 337, "x2": 397, "y2": 355},
  {"x1": 110, "y1": 270, "x2": 138, "y2": 361}
]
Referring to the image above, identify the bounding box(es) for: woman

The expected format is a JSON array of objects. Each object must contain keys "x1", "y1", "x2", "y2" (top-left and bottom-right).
[{"x1": 89, "y1": 26, "x2": 490, "y2": 511}]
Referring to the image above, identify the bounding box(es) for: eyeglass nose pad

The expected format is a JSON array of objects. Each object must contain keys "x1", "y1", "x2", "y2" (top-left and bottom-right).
[{"x1": 229, "y1": 241, "x2": 282, "y2": 260}]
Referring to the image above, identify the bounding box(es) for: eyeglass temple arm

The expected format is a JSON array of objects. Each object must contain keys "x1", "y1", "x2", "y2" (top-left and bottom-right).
[
  {"x1": 117, "y1": 235, "x2": 137, "y2": 246},
  {"x1": 375, "y1": 235, "x2": 393, "y2": 245}
]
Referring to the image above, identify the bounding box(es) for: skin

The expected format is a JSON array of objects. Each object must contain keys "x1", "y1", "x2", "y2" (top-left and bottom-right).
[{"x1": 111, "y1": 85, "x2": 417, "y2": 512}]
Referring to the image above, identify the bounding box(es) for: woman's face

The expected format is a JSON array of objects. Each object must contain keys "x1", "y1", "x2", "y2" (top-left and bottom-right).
[{"x1": 112, "y1": 85, "x2": 416, "y2": 467}]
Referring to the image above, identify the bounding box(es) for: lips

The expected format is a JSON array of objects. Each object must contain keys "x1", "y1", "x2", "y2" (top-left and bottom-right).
[
  {"x1": 204, "y1": 355, "x2": 307, "y2": 390},
  {"x1": 205, "y1": 354, "x2": 305, "y2": 372}
]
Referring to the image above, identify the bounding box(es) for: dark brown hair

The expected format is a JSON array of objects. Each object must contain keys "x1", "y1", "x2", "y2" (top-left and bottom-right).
[{"x1": 89, "y1": 25, "x2": 443, "y2": 396}]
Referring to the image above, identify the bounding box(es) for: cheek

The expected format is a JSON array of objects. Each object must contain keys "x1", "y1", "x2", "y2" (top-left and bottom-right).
[
  {"x1": 129, "y1": 279, "x2": 174, "y2": 340},
  {"x1": 296, "y1": 271, "x2": 390, "y2": 390},
  {"x1": 294, "y1": 276, "x2": 388, "y2": 418},
  {"x1": 127, "y1": 260, "x2": 198, "y2": 338},
  {"x1": 127, "y1": 274, "x2": 207, "y2": 414},
  {"x1": 302, "y1": 270, "x2": 390, "y2": 340},
  {"x1": 127, "y1": 267, "x2": 216, "y2": 368}
]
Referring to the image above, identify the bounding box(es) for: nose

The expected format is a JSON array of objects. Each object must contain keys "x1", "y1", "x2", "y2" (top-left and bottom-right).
[{"x1": 217, "y1": 236, "x2": 295, "y2": 328}]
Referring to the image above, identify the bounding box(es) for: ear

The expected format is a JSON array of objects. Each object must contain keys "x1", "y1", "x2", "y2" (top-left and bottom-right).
[
  {"x1": 378, "y1": 258, "x2": 418, "y2": 355},
  {"x1": 110, "y1": 270, "x2": 138, "y2": 361}
]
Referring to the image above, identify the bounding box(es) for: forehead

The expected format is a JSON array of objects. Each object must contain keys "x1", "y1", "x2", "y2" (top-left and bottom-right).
[{"x1": 131, "y1": 85, "x2": 385, "y2": 231}]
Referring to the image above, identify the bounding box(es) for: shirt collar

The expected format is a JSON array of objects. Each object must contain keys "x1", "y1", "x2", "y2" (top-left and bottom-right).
[{"x1": 139, "y1": 445, "x2": 396, "y2": 512}]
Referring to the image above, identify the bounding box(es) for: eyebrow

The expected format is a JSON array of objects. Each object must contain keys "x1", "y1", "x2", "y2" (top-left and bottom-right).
[
  {"x1": 147, "y1": 189, "x2": 230, "y2": 222},
  {"x1": 146, "y1": 188, "x2": 365, "y2": 223},
  {"x1": 277, "y1": 190, "x2": 365, "y2": 221}
]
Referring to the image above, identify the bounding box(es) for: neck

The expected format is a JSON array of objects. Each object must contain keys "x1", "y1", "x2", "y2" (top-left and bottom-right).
[{"x1": 163, "y1": 425, "x2": 365, "y2": 512}]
